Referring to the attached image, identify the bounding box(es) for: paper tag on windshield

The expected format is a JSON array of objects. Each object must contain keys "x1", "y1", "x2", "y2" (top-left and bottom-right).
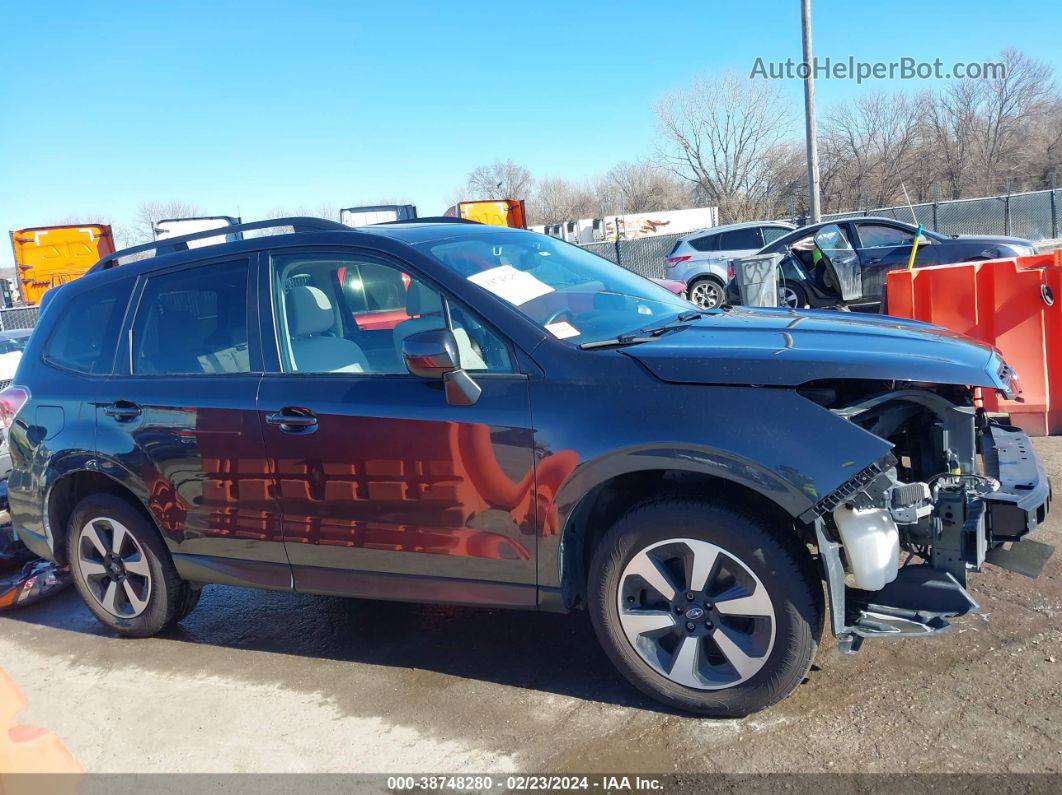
[
  {"x1": 469, "y1": 265, "x2": 554, "y2": 306},
  {"x1": 545, "y1": 321, "x2": 579, "y2": 339}
]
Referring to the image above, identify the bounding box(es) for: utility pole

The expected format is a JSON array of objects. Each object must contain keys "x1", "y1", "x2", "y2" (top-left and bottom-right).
[{"x1": 801, "y1": 0, "x2": 821, "y2": 224}]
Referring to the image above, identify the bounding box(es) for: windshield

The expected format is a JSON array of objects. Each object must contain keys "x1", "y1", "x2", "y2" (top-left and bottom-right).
[
  {"x1": 0, "y1": 334, "x2": 30, "y2": 355},
  {"x1": 416, "y1": 231, "x2": 691, "y2": 345}
]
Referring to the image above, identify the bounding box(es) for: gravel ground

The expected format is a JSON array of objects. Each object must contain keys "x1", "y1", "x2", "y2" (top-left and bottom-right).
[{"x1": 1, "y1": 438, "x2": 1059, "y2": 775}]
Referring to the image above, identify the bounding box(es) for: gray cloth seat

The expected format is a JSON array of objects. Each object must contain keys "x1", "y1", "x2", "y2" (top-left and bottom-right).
[
  {"x1": 287, "y1": 284, "x2": 370, "y2": 373},
  {"x1": 392, "y1": 282, "x2": 486, "y2": 370}
]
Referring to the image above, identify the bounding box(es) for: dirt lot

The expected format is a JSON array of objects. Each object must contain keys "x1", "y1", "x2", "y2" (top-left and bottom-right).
[{"x1": 1, "y1": 439, "x2": 1060, "y2": 775}]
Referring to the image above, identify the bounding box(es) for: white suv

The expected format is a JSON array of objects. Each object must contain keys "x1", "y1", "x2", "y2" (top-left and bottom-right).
[{"x1": 665, "y1": 221, "x2": 795, "y2": 308}]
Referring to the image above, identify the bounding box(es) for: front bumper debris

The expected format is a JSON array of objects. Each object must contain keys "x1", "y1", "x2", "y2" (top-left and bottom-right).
[{"x1": 819, "y1": 419, "x2": 1052, "y2": 651}]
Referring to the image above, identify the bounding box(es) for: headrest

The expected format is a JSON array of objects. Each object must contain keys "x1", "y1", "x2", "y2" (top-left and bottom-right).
[
  {"x1": 406, "y1": 280, "x2": 443, "y2": 316},
  {"x1": 288, "y1": 285, "x2": 334, "y2": 336}
]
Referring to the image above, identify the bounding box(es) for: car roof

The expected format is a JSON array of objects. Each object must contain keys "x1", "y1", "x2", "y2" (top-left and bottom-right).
[
  {"x1": 789, "y1": 216, "x2": 918, "y2": 235},
  {"x1": 67, "y1": 221, "x2": 547, "y2": 295},
  {"x1": 679, "y1": 220, "x2": 795, "y2": 240}
]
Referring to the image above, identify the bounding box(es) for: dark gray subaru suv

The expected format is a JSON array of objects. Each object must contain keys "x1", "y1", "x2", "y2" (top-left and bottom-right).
[{"x1": 1, "y1": 217, "x2": 1052, "y2": 716}]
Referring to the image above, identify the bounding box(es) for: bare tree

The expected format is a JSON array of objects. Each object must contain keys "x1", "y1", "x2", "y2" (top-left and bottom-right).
[
  {"x1": 972, "y1": 48, "x2": 1055, "y2": 193},
  {"x1": 133, "y1": 200, "x2": 205, "y2": 244},
  {"x1": 465, "y1": 159, "x2": 533, "y2": 200},
  {"x1": 921, "y1": 82, "x2": 981, "y2": 199},
  {"x1": 819, "y1": 92, "x2": 921, "y2": 210},
  {"x1": 601, "y1": 160, "x2": 692, "y2": 214},
  {"x1": 656, "y1": 71, "x2": 794, "y2": 222},
  {"x1": 526, "y1": 177, "x2": 599, "y2": 225}
]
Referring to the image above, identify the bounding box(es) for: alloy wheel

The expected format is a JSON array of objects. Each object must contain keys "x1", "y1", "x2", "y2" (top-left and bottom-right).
[
  {"x1": 616, "y1": 538, "x2": 776, "y2": 690},
  {"x1": 76, "y1": 517, "x2": 152, "y2": 618},
  {"x1": 781, "y1": 285, "x2": 800, "y2": 308},
  {"x1": 689, "y1": 281, "x2": 722, "y2": 309}
]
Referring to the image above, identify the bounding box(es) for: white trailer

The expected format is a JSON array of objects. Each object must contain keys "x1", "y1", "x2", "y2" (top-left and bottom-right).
[
  {"x1": 154, "y1": 216, "x2": 242, "y2": 249},
  {"x1": 602, "y1": 206, "x2": 719, "y2": 240},
  {"x1": 339, "y1": 205, "x2": 417, "y2": 226}
]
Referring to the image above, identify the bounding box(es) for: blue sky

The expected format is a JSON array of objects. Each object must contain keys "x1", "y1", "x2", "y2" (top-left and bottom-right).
[{"x1": 3, "y1": 0, "x2": 1060, "y2": 267}]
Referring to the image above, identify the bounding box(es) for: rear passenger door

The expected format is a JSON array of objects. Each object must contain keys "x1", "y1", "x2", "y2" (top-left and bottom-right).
[{"x1": 96, "y1": 255, "x2": 289, "y2": 586}]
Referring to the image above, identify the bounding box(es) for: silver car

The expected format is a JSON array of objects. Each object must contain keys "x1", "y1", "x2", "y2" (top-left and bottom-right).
[{"x1": 664, "y1": 221, "x2": 795, "y2": 308}]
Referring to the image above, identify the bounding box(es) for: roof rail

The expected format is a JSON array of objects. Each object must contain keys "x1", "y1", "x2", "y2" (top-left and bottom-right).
[{"x1": 91, "y1": 217, "x2": 350, "y2": 271}]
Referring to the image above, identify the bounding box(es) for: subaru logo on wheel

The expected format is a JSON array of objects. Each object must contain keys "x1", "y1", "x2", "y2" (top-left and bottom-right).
[{"x1": 684, "y1": 606, "x2": 705, "y2": 621}]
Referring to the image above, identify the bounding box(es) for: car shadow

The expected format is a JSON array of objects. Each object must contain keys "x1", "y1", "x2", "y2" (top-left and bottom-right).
[{"x1": 2, "y1": 583, "x2": 679, "y2": 715}]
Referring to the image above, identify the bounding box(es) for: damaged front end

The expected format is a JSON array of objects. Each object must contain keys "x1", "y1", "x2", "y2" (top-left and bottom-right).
[{"x1": 797, "y1": 371, "x2": 1053, "y2": 653}]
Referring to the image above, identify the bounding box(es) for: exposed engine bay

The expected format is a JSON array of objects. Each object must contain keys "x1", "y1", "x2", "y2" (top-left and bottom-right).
[{"x1": 797, "y1": 378, "x2": 1054, "y2": 652}]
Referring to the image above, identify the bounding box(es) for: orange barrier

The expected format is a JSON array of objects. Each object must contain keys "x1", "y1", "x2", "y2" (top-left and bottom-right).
[{"x1": 885, "y1": 251, "x2": 1062, "y2": 436}]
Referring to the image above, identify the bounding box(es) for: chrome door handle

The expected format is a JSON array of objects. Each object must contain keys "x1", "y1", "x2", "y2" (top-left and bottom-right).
[
  {"x1": 103, "y1": 401, "x2": 141, "y2": 420},
  {"x1": 265, "y1": 409, "x2": 318, "y2": 431}
]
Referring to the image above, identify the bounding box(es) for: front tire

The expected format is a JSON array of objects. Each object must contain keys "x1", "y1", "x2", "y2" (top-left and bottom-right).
[
  {"x1": 588, "y1": 499, "x2": 821, "y2": 716},
  {"x1": 67, "y1": 494, "x2": 194, "y2": 637}
]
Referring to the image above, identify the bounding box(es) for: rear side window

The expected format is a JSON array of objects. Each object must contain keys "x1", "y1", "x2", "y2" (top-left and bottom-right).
[
  {"x1": 43, "y1": 278, "x2": 131, "y2": 374},
  {"x1": 688, "y1": 235, "x2": 717, "y2": 252},
  {"x1": 718, "y1": 228, "x2": 764, "y2": 250},
  {"x1": 132, "y1": 260, "x2": 250, "y2": 375}
]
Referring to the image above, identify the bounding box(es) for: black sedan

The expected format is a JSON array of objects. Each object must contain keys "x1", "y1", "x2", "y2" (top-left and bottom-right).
[{"x1": 725, "y1": 216, "x2": 1037, "y2": 309}]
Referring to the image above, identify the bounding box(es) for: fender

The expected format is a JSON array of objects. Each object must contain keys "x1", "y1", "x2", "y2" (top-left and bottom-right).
[
  {"x1": 9, "y1": 451, "x2": 143, "y2": 563},
  {"x1": 530, "y1": 382, "x2": 896, "y2": 601}
]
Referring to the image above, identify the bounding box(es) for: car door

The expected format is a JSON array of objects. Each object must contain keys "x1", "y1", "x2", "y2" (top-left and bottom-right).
[
  {"x1": 257, "y1": 246, "x2": 539, "y2": 606},
  {"x1": 97, "y1": 255, "x2": 289, "y2": 587},
  {"x1": 852, "y1": 221, "x2": 938, "y2": 301}
]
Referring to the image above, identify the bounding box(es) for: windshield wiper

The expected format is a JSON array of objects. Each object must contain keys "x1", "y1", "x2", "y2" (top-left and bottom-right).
[{"x1": 579, "y1": 309, "x2": 706, "y2": 350}]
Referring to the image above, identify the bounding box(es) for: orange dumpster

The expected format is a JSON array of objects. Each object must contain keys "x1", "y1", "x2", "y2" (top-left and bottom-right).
[
  {"x1": 443, "y1": 199, "x2": 527, "y2": 229},
  {"x1": 8, "y1": 224, "x2": 115, "y2": 306},
  {"x1": 885, "y1": 252, "x2": 1062, "y2": 436}
]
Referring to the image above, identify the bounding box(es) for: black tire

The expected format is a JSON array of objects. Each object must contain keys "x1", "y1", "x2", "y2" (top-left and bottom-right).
[
  {"x1": 688, "y1": 278, "x2": 725, "y2": 310},
  {"x1": 174, "y1": 583, "x2": 203, "y2": 622},
  {"x1": 588, "y1": 499, "x2": 821, "y2": 717},
  {"x1": 66, "y1": 493, "x2": 191, "y2": 638},
  {"x1": 780, "y1": 280, "x2": 808, "y2": 309}
]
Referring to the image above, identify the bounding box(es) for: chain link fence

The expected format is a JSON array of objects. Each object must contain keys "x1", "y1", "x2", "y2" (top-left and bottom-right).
[
  {"x1": 808, "y1": 187, "x2": 1061, "y2": 240},
  {"x1": 581, "y1": 233, "x2": 684, "y2": 279},
  {"x1": 577, "y1": 187, "x2": 1061, "y2": 280},
  {"x1": 0, "y1": 306, "x2": 39, "y2": 331}
]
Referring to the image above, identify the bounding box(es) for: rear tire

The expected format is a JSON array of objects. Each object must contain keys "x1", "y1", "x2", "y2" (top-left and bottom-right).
[
  {"x1": 67, "y1": 494, "x2": 192, "y2": 637},
  {"x1": 588, "y1": 499, "x2": 821, "y2": 717},
  {"x1": 688, "y1": 278, "x2": 725, "y2": 309},
  {"x1": 780, "y1": 281, "x2": 808, "y2": 309}
]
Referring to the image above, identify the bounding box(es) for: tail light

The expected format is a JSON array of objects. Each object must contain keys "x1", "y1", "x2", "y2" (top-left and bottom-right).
[
  {"x1": 0, "y1": 386, "x2": 29, "y2": 432},
  {"x1": 665, "y1": 256, "x2": 691, "y2": 268},
  {"x1": 727, "y1": 261, "x2": 736, "y2": 280}
]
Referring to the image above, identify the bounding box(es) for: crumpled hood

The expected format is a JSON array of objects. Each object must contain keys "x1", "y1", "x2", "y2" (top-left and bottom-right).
[{"x1": 623, "y1": 306, "x2": 1006, "y2": 389}]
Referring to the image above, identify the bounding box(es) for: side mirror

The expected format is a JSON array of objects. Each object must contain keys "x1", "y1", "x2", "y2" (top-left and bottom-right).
[
  {"x1": 401, "y1": 329, "x2": 482, "y2": 406},
  {"x1": 402, "y1": 328, "x2": 459, "y2": 378}
]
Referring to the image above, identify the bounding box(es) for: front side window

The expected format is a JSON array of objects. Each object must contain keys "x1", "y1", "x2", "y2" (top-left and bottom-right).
[
  {"x1": 856, "y1": 223, "x2": 915, "y2": 249},
  {"x1": 416, "y1": 231, "x2": 690, "y2": 346},
  {"x1": 44, "y1": 278, "x2": 131, "y2": 374},
  {"x1": 271, "y1": 252, "x2": 511, "y2": 375},
  {"x1": 132, "y1": 260, "x2": 250, "y2": 375}
]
